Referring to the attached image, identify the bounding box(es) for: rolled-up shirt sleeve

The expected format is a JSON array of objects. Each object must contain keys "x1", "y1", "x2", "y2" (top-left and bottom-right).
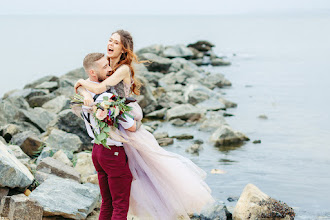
[{"x1": 119, "y1": 115, "x2": 135, "y2": 129}]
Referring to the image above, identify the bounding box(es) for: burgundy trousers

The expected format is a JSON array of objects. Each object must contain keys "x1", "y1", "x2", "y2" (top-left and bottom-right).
[{"x1": 92, "y1": 143, "x2": 133, "y2": 220}]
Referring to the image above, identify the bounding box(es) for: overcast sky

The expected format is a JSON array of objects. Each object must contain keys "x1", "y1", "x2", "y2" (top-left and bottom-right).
[{"x1": 1, "y1": 0, "x2": 330, "y2": 15}]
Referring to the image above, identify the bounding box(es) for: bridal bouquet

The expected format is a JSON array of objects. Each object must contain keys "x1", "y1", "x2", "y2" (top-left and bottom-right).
[{"x1": 71, "y1": 94, "x2": 134, "y2": 149}]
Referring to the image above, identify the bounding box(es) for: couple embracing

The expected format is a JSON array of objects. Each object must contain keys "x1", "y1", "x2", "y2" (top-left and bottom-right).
[{"x1": 74, "y1": 30, "x2": 215, "y2": 220}]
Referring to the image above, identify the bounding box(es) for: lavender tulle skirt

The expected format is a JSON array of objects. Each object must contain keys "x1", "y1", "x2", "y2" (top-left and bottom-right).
[{"x1": 119, "y1": 102, "x2": 215, "y2": 219}]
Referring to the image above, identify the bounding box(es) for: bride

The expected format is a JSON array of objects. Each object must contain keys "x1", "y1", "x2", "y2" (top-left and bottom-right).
[{"x1": 74, "y1": 30, "x2": 215, "y2": 219}]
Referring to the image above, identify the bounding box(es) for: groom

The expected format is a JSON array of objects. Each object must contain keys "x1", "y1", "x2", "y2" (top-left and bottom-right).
[{"x1": 77, "y1": 53, "x2": 135, "y2": 220}]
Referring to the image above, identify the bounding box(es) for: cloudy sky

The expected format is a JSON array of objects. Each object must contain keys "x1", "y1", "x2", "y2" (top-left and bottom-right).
[{"x1": 1, "y1": 0, "x2": 330, "y2": 15}]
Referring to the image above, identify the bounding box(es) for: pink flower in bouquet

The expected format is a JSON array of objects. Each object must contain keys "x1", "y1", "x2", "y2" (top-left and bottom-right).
[{"x1": 95, "y1": 109, "x2": 107, "y2": 120}]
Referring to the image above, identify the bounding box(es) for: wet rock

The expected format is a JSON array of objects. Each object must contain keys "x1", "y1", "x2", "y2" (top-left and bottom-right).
[
  {"x1": 0, "y1": 142, "x2": 34, "y2": 189},
  {"x1": 52, "y1": 150, "x2": 73, "y2": 167},
  {"x1": 157, "y1": 138, "x2": 174, "y2": 146},
  {"x1": 166, "y1": 104, "x2": 205, "y2": 121},
  {"x1": 233, "y1": 183, "x2": 295, "y2": 220},
  {"x1": 145, "y1": 108, "x2": 167, "y2": 120},
  {"x1": 190, "y1": 201, "x2": 230, "y2": 220},
  {"x1": 18, "y1": 107, "x2": 56, "y2": 132},
  {"x1": 29, "y1": 175, "x2": 100, "y2": 219},
  {"x1": 2, "y1": 194, "x2": 43, "y2": 220},
  {"x1": 24, "y1": 75, "x2": 58, "y2": 89},
  {"x1": 202, "y1": 73, "x2": 232, "y2": 89},
  {"x1": 11, "y1": 131, "x2": 43, "y2": 157},
  {"x1": 210, "y1": 125, "x2": 249, "y2": 147},
  {"x1": 136, "y1": 44, "x2": 165, "y2": 56},
  {"x1": 42, "y1": 95, "x2": 70, "y2": 113},
  {"x1": 74, "y1": 152, "x2": 96, "y2": 183},
  {"x1": 153, "y1": 132, "x2": 169, "y2": 140},
  {"x1": 218, "y1": 97, "x2": 237, "y2": 108},
  {"x1": 170, "y1": 118, "x2": 186, "y2": 127},
  {"x1": 199, "y1": 112, "x2": 227, "y2": 132},
  {"x1": 253, "y1": 140, "x2": 262, "y2": 144},
  {"x1": 227, "y1": 196, "x2": 239, "y2": 202},
  {"x1": 188, "y1": 41, "x2": 215, "y2": 52},
  {"x1": 185, "y1": 144, "x2": 203, "y2": 154},
  {"x1": 139, "y1": 53, "x2": 172, "y2": 73},
  {"x1": 163, "y1": 44, "x2": 194, "y2": 58},
  {"x1": 211, "y1": 58, "x2": 231, "y2": 66},
  {"x1": 37, "y1": 157, "x2": 80, "y2": 182},
  {"x1": 0, "y1": 124, "x2": 20, "y2": 143},
  {"x1": 47, "y1": 109, "x2": 91, "y2": 149},
  {"x1": 258, "y1": 114, "x2": 268, "y2": 119},
  {"x1": 171, "y1": 134, "x2": 194, "y2": 140},
  {"x1": 44, "y1": 128, "x2": 82, "y2": 154}
]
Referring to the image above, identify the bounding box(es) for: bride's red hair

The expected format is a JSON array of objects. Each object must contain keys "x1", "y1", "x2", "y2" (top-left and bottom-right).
[{"x1": 108, "y1": 30, "x2": 143, "y2": 95}]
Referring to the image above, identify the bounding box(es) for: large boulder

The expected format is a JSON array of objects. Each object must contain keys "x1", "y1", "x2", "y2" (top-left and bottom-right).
[
  {"x1": 136, "y1": 44, "x2": 165, "y2": 56},
  {"x1": 24, "y1": 75, "x2": 58, "y2": 89},
  {"x1": 166, "y1": 104, "x2": 205, "y2": 121},
  {"x1": 47, "y1": 109, "x2": 91, "y2": 149},
  {"x1": 74, "y1": 152, "x2": 96, "y2": 183},
  {"x1": 134, "y1": 75, "x2": 157, "y2": 114},
  {"x1": 18, "y1": 107, "x2": 56, "y2": 132},
  {"x1": 42, "y1": 95, "x2": 70, "y2": 113},
  {"x1": 199, "y1": 112, "x2": 227, "y2": 132},
  {"x1": 0, "y1": 142, "x2": 34, "y2": 189},
  {"x1": 0, "y1": 194, "x2": 43, "y2": 220},
  {"x1": 44, "y1": 128, "x2": 83, "y2": 153},
  {"x1": 29, "y1": 175, "x2": 100, "y2": 219},
  {"x1": 163, "y1": 44, "x2": 194, "y2": 58},
  {"x1": 27, "y1": 93, "x2": 56, "y2": 108},
  {"x1": 0, "y1": 100, "x2": 20, "y2": 124},
  {"x1": 210, "y1": 125, "x2": 249, "y2": 147},
  {"x1": 233, "y1": 184, "x2": 295, "y2": 220},
  {"x1": 202, "y1": 73, "x2": 232, "y2": 89},
  {"x1": 35, "y1": 81, "x2": 58, "y2": 92},
  {"x1": 11, "y1": 131, "x2": 43, "y2": 157},
  {"x1": 138, "y1": 53, "x2": 172, "y2": 73},
  {"x1": 6, "y1": 144, "x2": 30, "y2": 163},
  {"x1": 37, "y1": 157, "x2": 80, "y2": 182}
]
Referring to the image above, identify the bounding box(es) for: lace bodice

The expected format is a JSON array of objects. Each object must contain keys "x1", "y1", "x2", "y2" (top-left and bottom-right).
[{"x1": 110, "y1": 80, "x2": 131, "y2": 98}]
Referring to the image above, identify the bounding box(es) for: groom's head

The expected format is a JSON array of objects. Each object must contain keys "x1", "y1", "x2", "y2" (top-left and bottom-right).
[{"x1": 83, "y1": 53, "x2": 111, "y2": 82}]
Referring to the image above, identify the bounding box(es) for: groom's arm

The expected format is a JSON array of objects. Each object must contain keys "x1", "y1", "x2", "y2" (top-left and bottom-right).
[{"x1": 77, "y1": 86, "x2": 94, "y2": 106}]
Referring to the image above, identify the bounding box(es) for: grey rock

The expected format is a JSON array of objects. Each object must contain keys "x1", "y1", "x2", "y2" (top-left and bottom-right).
[
  {"x1": 138, "y1": 53, "x2": 172, "y2": 73},
  {"x1": 163, "y1": 44, "x2": 194, "y2": 58},
  {"x1": 166, "y1": 104, "x2": 205, "y2": 121},
  {"x1": 44, "y1": 128, "x2": 82, "y2": 153},
  {"x1": 170, "y1": 118, "x2": 186, "y2": 127},
  {"x1": 0, "y1": 188, "x2": 9, "y2": 201},
  {"x1": 0, "y1": 136, "x2": 6, "y2": 144},
  {"x1": 253, "y1": 140, "x2": 262, "y2": 144},
  {"x1": 37, "y1": 157, "x2": 80, "y2": 182},
  {"x1": 187, "y1": 90, "x2": 210, "y2": 105},
  {"x1": 52, "y1": 150, "x2": 73, "y2": 167},
  {"x1": 191, "y1": 58, "x2": 204, "y2": 66},
  {"x1": 211, "y1": 58, "x2": 231, "y2": 66},
  {"x1": 6, "y1": 145, "x2": 30, "y2": 161},
  {"x1": 0, "y1": 100, "x2": 20, "y2": 124},
  {"x1": 34, "y1": 170, "x2": 50, "y2": 184},
  {"x1": 29, "y1": 175, "x2": 100, "y2": 219},
  {"x1": 218, "y1": 97, "x2": 237, "y2": 108},
  {"x1": 185, "y1": 144, "x2": 203, "y2": 154},
  {"x1": 36, "y1": 146, "x2": 56, "y2": 165},
  {"x1": 141, "y1": 71, "x2": 164, "y2": 87},
  {"x1": 210, "y1": 125, "x2": 249, "y2": 147},
  {"x1": 0, "y1": 142, "x2": 34, "y2": 188},
  {"x1": 145, "y1": 108, "x2": 167, "y2": 120},
  {"x1": 258, "y1": 114, "x2": 268, "y2": 119},
  {"x1": 157, "y1": 138, "x2": 174, "y2": 146},
  {"x1": 27, "y1": 93, "x2": 57, "y2": 108},
  {"x1": 153, "y1": 132, "x2": 169, "y2": 140},
  {"x1": 47, "y1": 109, "x2": 91, "y2": 149},
  {"x1": 35, "y1": 81, "x2": 58, "y2": 91},
  {"x1": 202, "y1": 73, "x2": 232, "y2": 89},
  {"x1": 191, "y1": 201, "x2": 230, "y2": 220},
  {"x1": 188, "y1": 41, "x2": 215, "y2": 52},
  {"x1": 5, "y1": 95, "x2": 30, "y2": 110},
  {"x1": 5, "y1": 88, "x2": 49, "y2": 101},
  {"x1": 42, "y1": 95, "x2": 70, "y2": 113},
  {"x1": 7, "y1": 194, "x2": 43, "y2": 220},
  {"x1": 171, "y1": 134, "x2": 194, "y2": 140},
  {"x1": 18, "y1": 107, "x2": 56, "y2": 132},
  {"x1": 11, "y1": 131, "x2": 43, "y2": 157},
  {"x1": 24, "y1": 75, "x2": 58, "y2": 89},
  {"x1": 136, "y1": 44, "x2": 165, "y2": 56},
  {"x1": 199, "y1": 112, "x2": 227, "y2": 132},
  {"x1": 0, "y1": 124, "x2": 20, "y2": 143},
  {"x1": 134, "y1": 75, "x2": 157, "y2": 114},
  {"x1": 197, "y1": 99, "x2": 226, "y2": 112},
  {"x1": 166, "y1": 91, "x2": 185, "y2": 104},
  {"x1": 53, "y1": 86, "x2": 75, "y2": 97},
  {"x1": 0, "y1": 196, "x2": 11, "y2": 217},
  {"x1": 74, "y1": 152, "x2": 96, "y2": 183}
]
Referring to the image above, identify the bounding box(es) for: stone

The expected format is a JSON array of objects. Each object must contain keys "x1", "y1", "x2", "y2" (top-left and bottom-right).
[
  {"x1": 202, "y1": 73, "x2": 232, "y2": 89},
  {"x1": 171, "y1": 134, "x2": 194, "y2": 140},
  {"x1": 218, "y1": 97, "x2": 237, "y2": 108},
  {"x1": 29, "y1": 175, "x2": 100, "y2": 219},
  {"x1": 153, "y1": 132, "x2": 169, "y2": 140},
  {"x1": 185, "y1": 144, "x2": 203, "y2": 154},
  {"x1": 211, "y1": 169, "x2": 226, "y2": 174},
  {"x1": 18, "y1": 107, "x2": 56, "y2": 132},
  {"x1": 210, "y1": 125, "x2": 249, "y2": 147},
  {"x1": 163, "y1": 44, "x2": 194, "y2": 58},
  {"x1": 5, "y1": 89, "x2": 48, "y2": 102},
  {"x1": 35, "y1": 81, "x2": 58, "y2": 91},
  {"x1": 86, "y1": 174, "x2": 99, "y2": 185},
  {"x1": 199, "y1": 112, "x2": 227, "y2": 132},
  {"x1": 233, "y1": 184, "x2": 295, "y2": 220},
  {"x1": 11, "y1": 131, "x2": 43, "y2": 157},
  {"x1": 27, "y1": 93, "x2": 56, "y2": 108},
  {"x1": 253, "y1": 140, "x2": 262, "y2": 144},
  {"x1": 166, "y1": 104, "x2": 205, "y2": 121},
  {"x1": 227, "y1": 196, "x2": 239, "y2": 202},
  {"x1": 34, "y1": 171, "x2": 50, "y2": 184},
  {"x1": 188, "y1": 41, "x2": 215, "y2": 52},
  {"x1": 0, "y1": 136, "x2": 6, "y2": 144},
  {"x1": 5, "y1": 95, "x2": 30, "y2": 110},
  {"x1": 190, "y1": 201, "x2": 231, "y2": 220},
  {"x1": 187, "y1": 90, "x2": 210, "y2": 105},
  {"x1": 138, "y1": 53, "x2": 172, "y2": 73},
  {"x1": 145, "y1": 108, "x2": 167, "y2": 120},
  {"x1": 140, "y1": 71, "x2": 164, "y2": 87},
  {"x1": 258, "y1": 114, "x2": 268, "y2": 119},
  {"x1": 211, "y1": 58, "x2": 231, "y2": 66},
  {"x1": 52, "y1": 150, "x2": 73, "y2": 167},
  {"x1": 36, "y1": 146, "x2": 57, "y2": 165},
  {"x1": 42, "y1": 95, "x2": 70, "y2": 113},
  {"x1": 0, "y1": 142, "x2": 34, "y2": 189},
  {"x1": 37, "y1": 157, "x2": 80, "y2": 182},
  {"x1": 24, "y1": 75, "x2": 58, "y2": 89},
  {"x1": 44, "y1": 128, "x2": 82, "y2": 153},
  {"x1": 136, "y1": 44, "x2": 165, "y2": 56},
  {"x1": 0, "y1": 196, "x2": 11, "y2": 217},
  {"x1": 7, "y1": 194, "x2": 43, "y2": 220},
  {"x1": 47, "y1": 109, "x2": 91, "y2": 149},
  {"x1": 0, "y1": 124, "x2": 20, "y2": 143},
  {"x1": 157, "y1": 138, "x2": 174, "y2": 146},
  {"x1": 134, "y1": 75, "x2": 158, "y2": 114},
  {"x1": 74, "y1": 152, "x2": 96, "y2": 183},
  {"x1": 0, "y1": 188, "x2": 9, "y2": 201},
  {"x1": 170, "y1": 118, "x2": 185, "y2": 127},
  {"x1": 0, "y1": 100, "x2": 20, "y2": 124},
  {"x1": 6, "y1": 145, "x2": 30, "y2": 162}
]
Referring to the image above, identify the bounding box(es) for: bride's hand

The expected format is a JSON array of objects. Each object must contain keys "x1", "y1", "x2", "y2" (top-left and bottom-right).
[{"x1": 74, "y1": 79, "x2": 85, "y2": 93}]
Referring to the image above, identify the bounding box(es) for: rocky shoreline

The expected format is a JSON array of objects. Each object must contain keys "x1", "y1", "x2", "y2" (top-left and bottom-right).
[{"x1": 0, "y1": 41, "x2": 294, "y2": 219}]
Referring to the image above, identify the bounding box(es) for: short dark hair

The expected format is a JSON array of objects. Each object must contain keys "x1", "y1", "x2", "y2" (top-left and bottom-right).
[{"x1": 83, "y1": 53, "x2": 105, "y2": 71}]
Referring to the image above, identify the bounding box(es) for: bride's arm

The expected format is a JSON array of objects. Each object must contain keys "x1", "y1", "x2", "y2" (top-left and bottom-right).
[{"x1": 74, "y1": 65, "x2": 130, "y2": 94}]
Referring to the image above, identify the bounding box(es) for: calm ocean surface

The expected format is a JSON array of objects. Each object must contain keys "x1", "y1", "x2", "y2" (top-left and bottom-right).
[{"x1": 1, "y1": 13, "x2": 330, "y2": 219}]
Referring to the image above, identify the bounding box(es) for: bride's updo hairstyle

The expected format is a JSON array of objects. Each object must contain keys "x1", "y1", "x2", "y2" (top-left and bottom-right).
[{"x1": 109, "y1": 29, "x2": 142, "y2": 95}]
